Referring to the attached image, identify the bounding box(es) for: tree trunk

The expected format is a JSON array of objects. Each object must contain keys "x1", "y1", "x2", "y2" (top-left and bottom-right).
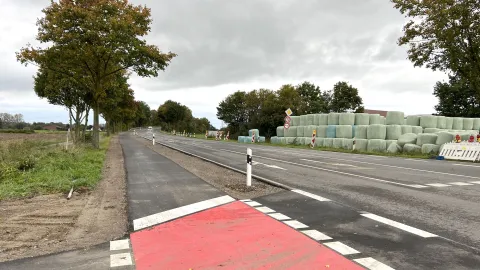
[
  {"x1": 92, "y1": 103, "x2": 100, "y2": 149},
  {"x1": 106, "y1": 120, "x2": 110, "y2": 136},
  {"x1": 82, "y1": 108, "x2": 90, "y2": 141},
  {"x1": 74, "y1": 109, "x2": 81, "y2": 144}
]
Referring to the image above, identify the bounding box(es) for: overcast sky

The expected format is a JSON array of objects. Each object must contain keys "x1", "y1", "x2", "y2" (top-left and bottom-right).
[{"x1": 0, "y1": 0, "x2": 447, "y2": 128}]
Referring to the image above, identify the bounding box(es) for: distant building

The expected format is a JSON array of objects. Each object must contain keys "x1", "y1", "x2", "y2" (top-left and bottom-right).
[
  {"x1": 43, "y1": 124, "x2": 60, "y2": 131},
  {"x1": 364, "y1": 109, "x2": 388, "y2": 117}
]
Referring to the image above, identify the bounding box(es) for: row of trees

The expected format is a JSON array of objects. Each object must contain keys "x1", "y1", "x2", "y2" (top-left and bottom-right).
[
  {"x1": 17, "y1": 0, "x2": 176, "y2": 148},
  {"x1": 216, "y1": 81, "x2": 363, "y2": 138},
  {"x1": 156, "y1": 100, "x2": 216, "y2": 133},
  {"x1": 391, "y1": 1, "x2": 480, "y2": 118}
]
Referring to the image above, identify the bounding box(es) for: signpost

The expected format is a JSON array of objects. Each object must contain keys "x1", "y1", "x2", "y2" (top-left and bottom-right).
[
  {"x1": 310, "y1": 129, "x2": 316, "y2": 148},
  {"x1": 246, "y1": 148, "x2": 252, "y2": 187},
  {"x1": 251, "y1": 131, "x2": 256, "y2": 143},
  {"x1": 284, "y1": 108, "x2": 292, "y2": 130}
]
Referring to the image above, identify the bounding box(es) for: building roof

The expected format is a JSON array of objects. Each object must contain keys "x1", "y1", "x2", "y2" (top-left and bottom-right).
[{"x1": 364, "y1": 109, "x2": 388, "y2": 117}]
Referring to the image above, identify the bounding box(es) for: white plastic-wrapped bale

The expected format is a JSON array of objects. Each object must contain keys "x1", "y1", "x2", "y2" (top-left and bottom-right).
[
  {"x1": 437, "y1": 116, "x2": 447, "y2": 129},
  {"x1": 303, "y1": 137, "x2": 312, "y2": 145},
  {"x1": 386, "y1": 111, "x2": 405, "y2": 125},
  {"x1": 318, "y1": 114, "x2": 329, "y2": 125},
  {"x1": 355, "y1": 125, "x2": 368, "y2": 139},
  {"x1": 276, "y1": 126, "x2": 285, "y2": 137},
  {"x1": 343, "y1": 139, "x2": 354, "y2": 150},
  {"x1": 452, "y1": 117, "x2": 463, "y2": 130},
  {"x1": 436, "y1": 132, "x2": 455, "y2": 145},
  {"x1": 295, "y1": 137, "x2": 306, "y2": 145},
  {"x1": 420, "y1": 115, "x2": 437, "y2": 128},
  {"x1": 474, "y1": 119, "x2": 480, "y2": 130},
  {"x1": 403, "y1": 143, "x2": 422, "y2": 153},
  {"x1": 416, "y1": 133, "x2": 438, "y2": 146},
  {"x1": 328, "y1": 113, "x2": 340, "y2": 125},
  {"x1": 258, "y1": 136, "x2": 266, "y2": 143},
  {"x1": 339, "y1": 113, "x2": 355, "y2": 125},
  {"x1": 270, "y1": 137, "x2": 278, "y2": 144},
  {"x1": 297, "y1": 126, "x2": 305, "y2": 137},
  {"x1": 422, "y1": 144, "x2": 440, "y2": 155},
  {"x1": 316, "y1": 125, "x2": 328, "y2": 138},
  {"x1": 464, "y1": 118, "x2": 474, "y2": 130},
  {"x1": 291, "y1": 116, "x2": 300, "y2": 126},
  {"x1": 354, "y1": 139, "x2": 368, "y2": 151},
  {"x1": 286, "y1": 137, "x2": 296, "y2": 145},
  {"x1": 304, "y1": 125, "x2": 317, "y2": 137},
  {"x1": 412, "y1": 126, "x2": 423, "y2": 134},
  {"x1": 367, "y1": 139, "x2": 387, "y2": 152},
  {"x1": 387, "y1": 142, "x2": 402, "y2": 154},
  {"x1": 333, "y1": 138, "x2": 344, "y2": 149},
  {"x1": 386, "y1": 125, "x2": 402, "y2": 140},
  {"x1": 424, "y1": 128, "x2": 441, "y2": 134},
  {"x1": 284, "y1": 126, "x2": 297, "y2": 137},
  {"x1": 386, "y1": 140, "x2": 397, "y2": 149},
  {"x1": 306, "y1": 114, "x2": 315, "y2": 125},
  {"x1": 315, "y1": 138, "x2": 325, "y2": 147},
  {"x1": 352, "y1": 125, "x2": 357, "y2": 138},
  {"x1": 279, "y1": 137, "x2": 287, "y2": 145},
  {"x1": 300, "y1": 115, "x2": 308, "y2": 126},
  {"x1": 248, "y1": 129, "x2": 259, "y2": 137},
  {"x1": 238, "y1": 136, "x2": 245, "y2": 143},
  {"x1": 401, "y1": 125, "x2": 413, "y2": 134},
  {"x1": 326, "y1": 125, "x2": 336, "y2": 138},
  {"x1": 369, "y1": 114, "x2": 382, "y2": 125},
  {"x1": 336, "y1": 125, "x2": 353, "y2": 139},
  {"x1": 355, "y1": 113, "x2": 370, "y2": 125},
  {"x1": 446, "y1": 117, "x2": 454, "y2": 129},
  {"x1": 381, "y1": 116, "x2": 386, "y2": 125},
  {"x1": 367, "y1": 124, "x2": 387, "y2": 139},
  {"x1": 404, "y1": 118, "x2": 407, "y2": 125},
  {"x1": 406, "y1": 115, "x2": 420, "y2": 126},
  {"x1": 324, "y1": 138, "x2": 334, "y2": 148},
  {"x1": 398, "y1": 133, "x2": 418, "y2": 147}
]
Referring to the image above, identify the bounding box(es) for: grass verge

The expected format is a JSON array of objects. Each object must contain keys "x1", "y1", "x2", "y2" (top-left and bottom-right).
[{"x1": 0, "y1": 136, "x2": 111, "y2": 200}]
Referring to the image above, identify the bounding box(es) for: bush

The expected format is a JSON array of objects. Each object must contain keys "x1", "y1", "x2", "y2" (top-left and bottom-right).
[
  {"x1": 0, "y1": 129, "x2": 35, "y2": 134},
  {"x1": 17, "y1": 155, "x2": 36, "y2": 171}
]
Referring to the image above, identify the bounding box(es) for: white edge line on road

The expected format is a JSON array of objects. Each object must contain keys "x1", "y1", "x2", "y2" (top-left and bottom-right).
[
  {"x1": 110, "y1": 239, "x2": 130, "y2": 251},
  {"x1": 256, "y1": 206, "x2": 276, "y2": 213},
  {"x1": 426, "y1": 183, "x2": 452, "y2": 187},
  {"x1": 301, "y1": 229, "x2": 332, "y2": 241},
  {"x1": 353, "y1": 257, "x2": 395, "y2": 270},
  {"x1": 133, "y1": 195, "x2": 235, "y2": 231},
  {"x1": 454, "y1": 163, "x2": 480, "y2": 168},
  {"x1": 470, "y1": 181, "x2": 480, "y2": 184},
  {"x1": 323, "y1": 241, "x2": 360, "y2": 255},
  {"x1": 449, "y1": 182, "x2": 474, "y2": 186},
  {"x1": 268, "y1": 213, "x2": 291, "y2": 221},
  {"x1": 110, "y1": 253, "x2": 133, "y2": 267},
  {"x1": 283, "y1": 220, "x2": 309, "y2": 229},
  {"x1": 243, "y1": 201, "x2": 262, "y2": 207},
  {"x1": 292, "y1": 189, "x2": 331, "y2": 202},
  {"x1": 361, "y1": 213, "x2": 437, "y2": 238}
]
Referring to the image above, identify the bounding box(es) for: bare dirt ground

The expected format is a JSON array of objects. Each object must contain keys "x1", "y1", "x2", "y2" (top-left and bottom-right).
[
  {"x1": 136, "y1": 136, "x2": 284, "y2": 200},
  {"x1": 0, "y1": 136, "x2": 128, "y2": 263}
]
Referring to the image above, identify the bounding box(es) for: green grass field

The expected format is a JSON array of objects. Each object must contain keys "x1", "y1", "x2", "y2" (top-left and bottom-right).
[{"x1": 0, "y1": 136, "x2": 110, "y2": 200}]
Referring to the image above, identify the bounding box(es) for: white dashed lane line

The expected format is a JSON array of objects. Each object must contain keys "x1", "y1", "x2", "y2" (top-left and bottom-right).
[
  {"x1": 323, "y1": 241, "x2": 361, "y2": 255},
  {"x1": 361, "y1": 213, "x2": 437, "y2": 238},
  {"x1": 110, "y1": 253, "x2": 133, "y2": 268},
  {"x1": 301, "y1": 230, "x2": 332, "y2": 241},
  {"x1": 354, "y1": 257, "x2": 396, "y2": 270},
  {"x1": 110, "y1": 239, "x2": 130, "y2": 251}
]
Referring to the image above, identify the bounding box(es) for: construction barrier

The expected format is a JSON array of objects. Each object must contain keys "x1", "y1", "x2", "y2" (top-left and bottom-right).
[{"x1": 439, "y1": 142, "x2": 480, "y2": 162}]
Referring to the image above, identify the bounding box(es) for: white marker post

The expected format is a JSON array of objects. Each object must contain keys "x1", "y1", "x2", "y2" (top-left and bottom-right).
[
  {"x1": 152, "y1": 134, "x2": 155, "y2": 145},
  {"x1": 246, "y1": 148, "x2": 252, "y2": 187}
]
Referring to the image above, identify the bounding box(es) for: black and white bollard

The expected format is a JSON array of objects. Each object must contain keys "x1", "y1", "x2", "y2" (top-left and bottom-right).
[
  {"x1": 246, "y1": 148, "x2": 252, "y2": 187},
  {"x1": 152, "y1": 134, "x2": 155, "y2": 145}
]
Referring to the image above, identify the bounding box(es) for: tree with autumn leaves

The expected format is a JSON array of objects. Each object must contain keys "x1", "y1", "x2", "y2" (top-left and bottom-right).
[{"x1": 17, "y1": 0, "x2": 176, "y2": 148}]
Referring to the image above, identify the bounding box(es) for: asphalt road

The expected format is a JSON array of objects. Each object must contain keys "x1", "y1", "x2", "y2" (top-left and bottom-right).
[{"x1": 139, "y1": 130, "x2": 480, "y2": 270}]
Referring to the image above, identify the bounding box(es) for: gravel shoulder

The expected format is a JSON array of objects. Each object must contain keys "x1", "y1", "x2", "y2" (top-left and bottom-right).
[
  {"x1": 0, "y1": 136, "x2": 128, "y2": 263},
  {"x1": 135, "y1": 136, "x2": 284, "y2": 199}
]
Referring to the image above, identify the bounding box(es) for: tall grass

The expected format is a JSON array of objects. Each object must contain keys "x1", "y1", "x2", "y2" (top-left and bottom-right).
[{"x1": 0, "y1": 137, "x2": 111, "y2": 200}]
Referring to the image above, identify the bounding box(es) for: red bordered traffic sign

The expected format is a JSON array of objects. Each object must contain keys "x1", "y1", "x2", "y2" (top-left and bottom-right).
[
  {"x1": 284, "y1": 123, "x2": 290, "y2": 129},
  {"x1": 284, "y1": 116, "x2": 291, "y2": 123}
]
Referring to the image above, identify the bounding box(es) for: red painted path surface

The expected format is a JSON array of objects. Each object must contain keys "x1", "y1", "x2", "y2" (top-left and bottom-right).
[{"x1": 130, "y1": 201, "x2": 363, "y2": 270}]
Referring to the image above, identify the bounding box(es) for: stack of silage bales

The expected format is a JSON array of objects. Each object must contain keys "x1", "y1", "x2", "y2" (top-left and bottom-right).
[{"x1": 269, "y1": 110, "x2": 480, "y2": 154}]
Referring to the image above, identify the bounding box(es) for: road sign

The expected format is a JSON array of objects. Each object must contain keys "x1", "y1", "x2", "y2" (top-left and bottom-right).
[
  {"x1": 285, "y1": 108, "x2": 293, "y2": 116},
  {"x1": 310, "y1": 130, "x2": 316, "y2": 148},
  {"x1": 284, "y1": 123, "x2": 290, "y2": 129},
  {"x1": 284, "y1": 116, "x2": 291, "y2": 123}
]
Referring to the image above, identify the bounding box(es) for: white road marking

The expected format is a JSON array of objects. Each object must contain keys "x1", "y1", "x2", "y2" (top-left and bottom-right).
[
  {"x1": 264, "y1": 164, "x2": 287, "y2": 170},
  {"x1": 324, "y1": 241, "x2": 360, "y2": 255},
  {"x1": 283, "y1": 220, "x2": 309, "y2": 229},
  {"x1": 302, "y1": 156, "x2": 480, "y2": 180},
  {"x1": 240, "y1": 199, "x2": 252, "y2": 202},
  {"x1": 292, "y1": 189, "x2": 331, "y2": 202},
  {"x1": 110, "y1": 253, "x2": 133, "y2": 267},
  {"x1": 244, "y1": 201, "x2": 262, "y2": 207},
  {"x1": 426, "y1": 183, "x2": 452, "y2": 187},
  {"x1": 471, "y1": 181, "x2": 480, "y2": 184},
  {"x1": 449, "y1": 182, "x2": 474, "y2": 186},
  {"x1": 268, "y1": 213, "x2": 291, "y2": 221},
  {"x1": 408, "y1": 184, "x2": 429, "y2": 188},
  {"x1": 133, "y1": 195, "x2": 235, "y2": 231},
  {"x1": 405, "y1": 158, "x2": 428, "y2": 163},
  {"x1": 301, "y1": 230, "x2": 332, "y2": 241},
  {"x1": 256, "y1": 206, "x2": 275, "y2": 213},
  {"x1": 110, "y1": 239, "x2": 130, "y2": 251},
  {"x1": 361, "y1": 213, "x2": 437, "y2": 238},
  {"x1": 453, "y1": 163, "x2": 480, "y2": 168},
  {"x1": 354, "y1": 257, "x2": 395, "y2": 270}
]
